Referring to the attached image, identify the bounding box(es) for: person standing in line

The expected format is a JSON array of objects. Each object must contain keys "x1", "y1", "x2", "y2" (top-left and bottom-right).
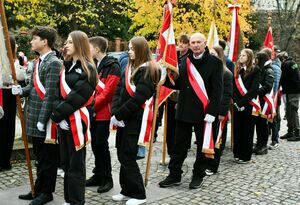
[
  {"x1": 261, "y1": 48, "x2": 282, "y2": 149},
  {"x1": 86, "y1": 36, "x2": 121, "y2": 193},
  {"x1": 50, "y1": 30, "x2": 97, "y2": 205},
  {"x1": 278, "y1": 51, "x2": 300, "y2": 141},
  {"x1": 158, "y1": 33, "x2": 223, "y2": 189},
  {"x1": 253, "y1": 51, "x2": 274, "y2": 155},
  {"x1": 206, "y1": 46, "x2": 233, "y2": 175},
  {"x1": 111, "y1": 36, "x2": 159, "y2": 205},
  {"x1": 232, "y1": 48, "x2": 260, "y2": 164},
  {"x1": 12, "y1": 26, "x2": 61, "y2": 205}
]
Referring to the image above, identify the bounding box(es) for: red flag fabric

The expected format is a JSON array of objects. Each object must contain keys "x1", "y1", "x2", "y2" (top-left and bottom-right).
[
  {"x1": 228, "y1": 4, "x2": 244, "y2": 62},
  {"x1": 263, "y1": 26, "x2": 275, "y2": 59},
  {"x1": 156, "y1": 0, "x2": 178, "y2": 74}
]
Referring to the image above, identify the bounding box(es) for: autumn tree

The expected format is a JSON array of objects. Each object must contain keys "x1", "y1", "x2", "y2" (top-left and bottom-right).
[{"x1": 130, "y1": 0, "x2": 254, "y2": 48}]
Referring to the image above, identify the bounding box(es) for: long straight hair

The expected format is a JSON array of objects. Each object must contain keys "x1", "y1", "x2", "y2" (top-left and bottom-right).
[
  {"x1": 236, "y1": 48, "x2": 254, "y2": 78},
  {"x1": 212, "y1": 46, "x2": 227, "y2": 72},
  {"x1": 65, "y1": 30, "x2": 96, "y2": 82},
  {"x1": 129, "y1": 36, "x2": 159, "y2": 84}
]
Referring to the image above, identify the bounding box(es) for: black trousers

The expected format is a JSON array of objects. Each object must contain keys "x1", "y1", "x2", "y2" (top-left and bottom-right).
[
  {"x1": 256, "y1": 117, "x2": 269, "y2": 148},
  {"x1": 90, "y1": 120, "x2": 112, "y2": 183},
  {"x1": 207, "y1": 121, "x2": 228, "y2": 173},
  {"x1": 0, "y1": 89, "x2": 16, "y2": 168},
  {"x1": 32, "y1": 137, "x2": 59, "y2": 194},
  {"x1": 59, "y1": 129, "x2": 86, "y2": 205},
  {"x1": 233, "y1": 109, "x2": 256, "y2": 161},
  {"x1": 168, "y1": 120, "x2": 207, "y2": 178},
  {"x1": 116, "y1": 119, "x2": 146, "y2": 199},
  {"x1": 166, "y1": 100, "x2": 176, "y2": 156}
]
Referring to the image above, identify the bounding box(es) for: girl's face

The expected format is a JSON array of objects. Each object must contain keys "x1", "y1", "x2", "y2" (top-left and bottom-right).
[
  {"x1": 64, "y1": 36, "x2": 75, "y2": 57},
  {"x1": 128, "y1": 42, "x2": 135, "y2": 60},
  {"x1": 239, "y1": 50, "x2": 248, "y2": 64},
  {"x1": 210, "y1": 48, "x2": 218, "y2": 57}
]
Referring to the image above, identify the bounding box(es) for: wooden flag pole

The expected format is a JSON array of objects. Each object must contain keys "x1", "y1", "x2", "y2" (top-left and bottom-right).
[
  {"x1": 0, "y1": 0, "x2": 35, "y2": 196},
  {"x1": 161, "y1": 99, "x2": 168, "y2": 165},
  {"x1": 145, "y1": 83, "x2": 163, "y2": 186}
]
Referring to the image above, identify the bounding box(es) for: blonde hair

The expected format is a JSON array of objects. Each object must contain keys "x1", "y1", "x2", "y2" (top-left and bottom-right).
[{"x1": 65, "y1": 30, "x2": 96, "y2": 81}]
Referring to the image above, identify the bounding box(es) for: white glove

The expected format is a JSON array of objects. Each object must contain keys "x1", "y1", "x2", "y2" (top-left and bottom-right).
[
  {"x1": 59, "y1": 120, "x2": 69, "y2": 130},
  {"x1": 0, "y1": 106, "x2": 4, "y2": 119},
  {"x1": 204, "y1": 114, "x2": 215, "y2": 123},
  {"x1": 110, "y1": 115, "x2": 125, "y2": 128},
  {"x1": 12, "y1": 85, "x2": 23, "y2": 95},
  {"x1": 37, "y1": 122, "x2": 45, "y2": 132},
  {"x1": 240, "y1": 106, "x2": 245, "y2": 111}
]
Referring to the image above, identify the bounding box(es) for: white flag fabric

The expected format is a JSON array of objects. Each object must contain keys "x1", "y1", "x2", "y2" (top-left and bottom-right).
[{"x1": 207, "y1": 20, "x2": 219, "y2": 49}]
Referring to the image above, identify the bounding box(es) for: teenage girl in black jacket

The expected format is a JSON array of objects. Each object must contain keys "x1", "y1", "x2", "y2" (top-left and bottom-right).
[
  {"x1": 51, "y1": 30, "x2": 97, "y2": 205},
  {"x1": 111, "y1": 36, "x2": 159, "y2": 205}
]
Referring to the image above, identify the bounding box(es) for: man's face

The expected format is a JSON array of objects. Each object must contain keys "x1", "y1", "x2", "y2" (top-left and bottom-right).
[
  {"x1": 189, "y1": 35, "x2": 206, "y2": 56},
  {"x1": 30, "y1": 35, "x2": 47, "y2": 52}
]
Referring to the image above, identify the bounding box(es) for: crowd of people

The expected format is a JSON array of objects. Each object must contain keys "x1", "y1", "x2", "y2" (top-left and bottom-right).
[{"x1": 0, "y1": 25, "x2": 299, "y2": 205}]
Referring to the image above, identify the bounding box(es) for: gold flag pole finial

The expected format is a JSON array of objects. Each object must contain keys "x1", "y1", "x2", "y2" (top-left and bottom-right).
[{"x1": 267, "y1": 12, "x2": 272, "y2": 27}]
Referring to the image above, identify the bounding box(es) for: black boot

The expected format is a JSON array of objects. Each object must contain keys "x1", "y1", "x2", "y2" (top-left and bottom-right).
[
  {"x1": 159, "y1": 175, "x2": 181, "y2": 188},
  {"x1": 255, "y1": 146, "x2": 268, "y2": 155},
  {"x1": 287, "y1": 130, "x2": 300, "y2": 141},
  {"x1": 281, "y1": 131, "x2": 294, "y2": 139}
]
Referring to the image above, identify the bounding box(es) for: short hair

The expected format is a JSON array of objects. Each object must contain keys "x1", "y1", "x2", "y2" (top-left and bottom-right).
[
  {"x1": 89, "y1": 36, "x2": 108, "y2": 53},
  {"x1": 31, "y1": 26, "x2": 57, "y2": 49},
  {"x1": 277, "y1": 51, "x2": 288, "y2": 61},
  {"x1": 219, "y1": 39, "x2": 226, "y2": 50},
  {"x1": 179, "y1": 34, "x2": 189, "y2": 44},
  {"x1": 261, "y1": 48, "x2": 272, "y2": 59}
]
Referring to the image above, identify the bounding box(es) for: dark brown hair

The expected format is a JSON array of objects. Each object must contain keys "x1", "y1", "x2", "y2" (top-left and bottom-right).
[
  {"x1": 179, "y1": 34, "x2": 189, "y2": 44},
  {"x1": 31, "y1": 26, "x2": 57, "y2": 49},
  {"x1": 129, "y1": 36, "x2": 159, "y2": 84},
  {"x1": 89, "y1": 36, "x2": 108, "y2": 53}
]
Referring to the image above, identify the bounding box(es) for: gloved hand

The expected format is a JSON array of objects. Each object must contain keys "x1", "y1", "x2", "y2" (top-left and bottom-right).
[
  {"x1": 59, "y1": 120, "x2": 69, "y2": 130},
  {"x1": 234, "y1": 103, "x2": 245, "y2": 112},
  {"x1": 12, "y1": 85, "x2": 23, "y2": 95},
  {"x1": 37, "y1": 122, "x2": 45, "y2": 132},
  {"x1": 0, "y1": 106, "x2": 4, "y2": 119},
  {"x1": 204, "y1": 114, "x2": 215, "y2": 123},
  {"x1": 110, "y1": 115, "x2": 125, "y2": 127}
]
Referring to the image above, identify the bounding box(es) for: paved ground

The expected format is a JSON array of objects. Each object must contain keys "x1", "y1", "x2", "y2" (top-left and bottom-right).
[{"x1": 0, "y1": 107, "x2": 300, "y2": 205}]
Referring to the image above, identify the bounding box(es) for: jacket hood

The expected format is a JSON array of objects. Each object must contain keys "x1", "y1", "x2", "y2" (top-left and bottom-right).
[{"x1": 98, "y1": 55, "x2": 119, "y2": 71}]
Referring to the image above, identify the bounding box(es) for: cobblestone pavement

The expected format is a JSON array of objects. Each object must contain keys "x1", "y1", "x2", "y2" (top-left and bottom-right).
[{"x1": 1, "y1": 112, "x2": 300, "y2": 205}]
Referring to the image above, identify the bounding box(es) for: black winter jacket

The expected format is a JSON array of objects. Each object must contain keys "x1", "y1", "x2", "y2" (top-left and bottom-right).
[
  {"x1": 219, "y1": 68, "x2": 233, "y2": 116},
  {"x1": 51, "y1": 60, "x2": 97, "y2": 123},
  {"x1": 111, "y1": 66, "x2": 156, "y2": 121},
  {"x1": 258, "y1": 62, "x2": 274, "y2": 98},
  {"x1": 280, "y1": 57, "x2": 300, "y2": 94},
  {"x1": 164, "y1": 47, "x2": 223, "y2": 123}
]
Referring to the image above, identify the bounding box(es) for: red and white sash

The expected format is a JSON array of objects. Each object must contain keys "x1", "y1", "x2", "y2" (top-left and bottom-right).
[
  {"x1": 186, "y1": 58, "x2": 214, "y2": 159},
  {"x1": 33, "y1": 60, "x2": 58, "y2": 143},
  {"x1": 235, "y1": 74, "x2": 261, "y2": 116},
  {"x1": 215, "y1": 113, "x2": 229, "y2": 149},
  {"x1": 60, "y1": 69, "x2": 92, "y2": 150},
  {"x1": 261, "y1": 88, "x2": 276, "y2": 122},
  {"x1": 96, "y1": 78, "x2": 105, "y2": 92},
  {"x1": 125, "y1": 65, "x2": 154, "y2": 146}
]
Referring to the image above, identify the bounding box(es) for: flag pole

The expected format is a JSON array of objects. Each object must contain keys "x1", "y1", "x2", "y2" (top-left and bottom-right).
[
  {"x1": 161, "y1": 99, "x2": 168, "y2": 165},
  {"x1": 145, "y1": 82, "x2": 163, "y2": 186},
  {"x1": 0, "y1": 0, "x2": 35, "y2": 196}
]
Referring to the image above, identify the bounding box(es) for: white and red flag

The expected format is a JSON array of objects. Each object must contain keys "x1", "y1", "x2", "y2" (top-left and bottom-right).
[
  {"x1": 228, "y1": 4, "x2": 244, "y2": 62},
  {"x1": 263, "y1": 26, "x2": 275, "y2": 59}
]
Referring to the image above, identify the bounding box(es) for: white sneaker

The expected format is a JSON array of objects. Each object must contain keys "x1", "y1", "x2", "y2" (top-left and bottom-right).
[
  {"x1": 62, "y1": 203, "x2": 70, "y2": 205},
  {"x1": 57, "y1": 168, "x2": 65, "y2": 177},
  {"x1": 126, "y1": 198, "x2": 146, "y2": 205},
  {"x1": 112, "y1": 193, "x2": 130, "y2": 201},
  {"x1": 205, "y1": 169, "x2": 214, "y2": 176}
]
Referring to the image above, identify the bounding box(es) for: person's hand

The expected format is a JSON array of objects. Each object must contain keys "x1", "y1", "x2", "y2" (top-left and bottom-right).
[
  {"x1": 0, "y1": 106, "x2": 4, "y2": 119},
  {"x1": 110, "y1": 116, "x2": 125, "y2": 127},
  {"x1": 204, "y1": 114, "x2": 215, "y2": 123},
  {"x1": 234, "y1": 103, "x2": 245, "y2": 111},
  {"x1": 37, "y1": 122, "x2": 45, "y2": 132},
  {"x1": 59, "y1": 120, "x2": 69, "y2": 130},
  {"x1": 12, "y1": 85, "x2": 23, "y2": 95}
]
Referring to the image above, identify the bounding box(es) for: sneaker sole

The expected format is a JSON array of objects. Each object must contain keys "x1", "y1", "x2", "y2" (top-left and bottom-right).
[{"x1": 189, "y1": 181, "x2": 204, "y2": 189}]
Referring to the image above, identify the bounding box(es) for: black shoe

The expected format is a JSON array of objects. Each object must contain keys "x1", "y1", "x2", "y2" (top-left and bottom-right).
[
  {"x1": 269, "y1": 141, "x2": 279, "y2": 150},
  {"x1": 86, "y1": 176, "x2": 102, "y2": 187},
  {"x1": 189, "y1": 175, "x2": 203, "y2": 189},
  {"x1": 287, "y1": 136, "x2": 300, "y2": 141},
  {"x1": 19, "y1": 191, "x2": 36, "y2": 200},
  {"x1": 255, "y1": 146, "x2": 268, "y2": 155},
  {"x1": 136, "y1": 156, "x2": 145, "y2": 160},
  {"x1": 29, "y1": 193, "x2": 53, "y2": 205},
  {"x1": 281, "y1": 132, "x2": 293, "y2": 139},
  {"x1": 97, "y1": 181, "x2": 113, "y2": 193},
  {"x1": 159, "y1": 175, "x2": 181, "y2": 188}
]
